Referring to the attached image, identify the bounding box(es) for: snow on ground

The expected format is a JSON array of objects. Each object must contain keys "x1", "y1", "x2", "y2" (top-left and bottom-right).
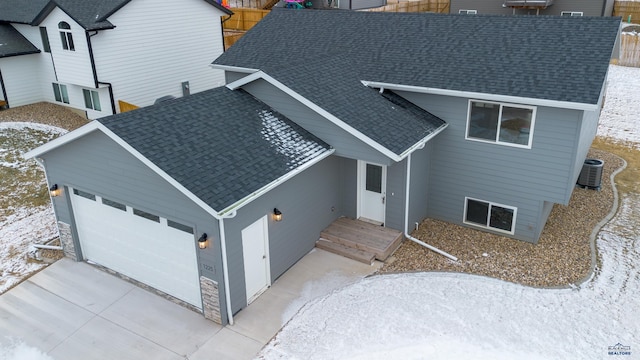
[
  {"x1": 0, "y1": 122, "x2": 66, "y2": 294},
  {"x1": 259, "y1": 65, "x2": 640, "y2": 359},
  {"x1": 598, "y1": 65, "x2": 640, "y2": 148},
  {"x1": 0, "y1": 340, "x2": 54, "y2": 360}
]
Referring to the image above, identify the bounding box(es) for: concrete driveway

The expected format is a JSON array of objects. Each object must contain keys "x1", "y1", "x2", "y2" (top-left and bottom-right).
[{"x1": 0, "y1": 249, "x2": 379, "y2": 359}]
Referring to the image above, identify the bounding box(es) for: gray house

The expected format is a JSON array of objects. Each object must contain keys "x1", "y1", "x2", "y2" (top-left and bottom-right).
[
  {"x1": 451, "y1": 0, "x2": 615, "y2": 16},
  {"x1": 26, "y1": 11, "x2": 620, "y2": 325}
]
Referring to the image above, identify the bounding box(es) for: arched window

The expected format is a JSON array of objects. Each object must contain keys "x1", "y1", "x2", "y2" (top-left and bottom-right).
[{"x1": 58, "y1": 21, "x2": 75, "y2": 51}]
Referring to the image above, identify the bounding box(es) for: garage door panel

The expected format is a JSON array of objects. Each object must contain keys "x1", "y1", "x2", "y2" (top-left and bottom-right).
[{"x1": 71, "y1": 189, "x2": 202, "y2": 308}]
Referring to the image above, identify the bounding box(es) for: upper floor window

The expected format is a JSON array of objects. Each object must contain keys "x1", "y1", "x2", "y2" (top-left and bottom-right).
[
  {"x1": 58, "y1": 22, "x2": 75, "y2": 51},
  {"x1": 459, "y1": 9, "x2": 477, "y2": 14},
  {"x1": 83, "y1": 89, "x2": 101, "y2": 111},
  {"x1": 466, "y1": 100, "x2": 535, "y2": 148},
  {"x1": 561, "y1": 11, "x2": 583, "y2": 16},
  {"x1": 39, "y1": 27, "x2": 50, "y2": 53}
]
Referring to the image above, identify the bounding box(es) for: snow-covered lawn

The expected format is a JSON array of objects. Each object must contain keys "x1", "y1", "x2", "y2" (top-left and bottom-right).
[
  {"x1": 0, "y1": 122, "x2": 66, "y2": 294},
  {"x1": 258, "y1": 65, "x2": 640, "y2": 359}
]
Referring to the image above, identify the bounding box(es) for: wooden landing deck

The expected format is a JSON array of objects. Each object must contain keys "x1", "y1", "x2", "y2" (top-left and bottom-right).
[{"x1": 316, "y1": 217, "x2": 404, "y2": 264}]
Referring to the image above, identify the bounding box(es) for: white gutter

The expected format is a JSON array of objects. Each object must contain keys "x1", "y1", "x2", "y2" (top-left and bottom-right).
[
  {"x1": 33, "y1": 244, "x2": 63, "y2": 250},
  {"x1": 398, "y1": 123, "x2": 449, "y2": 159},
  {"x1": 218, "y1": 210, "x2": 237, "y2": 326},
  {"x1": 404, "y1": 151, "x2": 458, "y2": 262},
  {"x1": 209, "y1": 64, "x2": 259, "y2": 74},
  {"x1": 361, "y1": 80, "x2": 598, "y2": 112}
]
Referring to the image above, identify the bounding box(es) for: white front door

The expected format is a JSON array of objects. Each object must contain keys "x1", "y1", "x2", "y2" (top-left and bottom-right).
[
  {"x1": 242, "y1": 215, "x2": 270, "y2": 305},
  {"x1": 358, "y1": 160, "x2": 387, "y2": 225}
]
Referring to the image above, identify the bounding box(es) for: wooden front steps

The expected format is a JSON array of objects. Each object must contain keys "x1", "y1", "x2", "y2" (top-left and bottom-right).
[{"x1": 316, "y1": 217, "x2": 404, "y2": 264}]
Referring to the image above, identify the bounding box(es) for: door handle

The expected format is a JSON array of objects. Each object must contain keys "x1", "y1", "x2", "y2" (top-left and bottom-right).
[{"x1": 382, "y1": 196, "x2": 385, "y2": 204}]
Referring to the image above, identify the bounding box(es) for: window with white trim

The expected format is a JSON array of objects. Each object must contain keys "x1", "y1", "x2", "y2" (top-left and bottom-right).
[
  {"x1": 52, "y1": 83, "x2": 69, "y2": 104},
  {"x1": 459, "y1": 9, "x2": 477, "y2": 14},
  {"x1": 466, "y1": 100, "x2": 535, "y2": 148},
  {"x1": 464, "y1": 197, "x2": 517, "y2": 234},
  {"x1": 561, "y1": 11, "x2": 583, "y2": 16},
  {"x1": 58, "y1": 22, "x2": 74, "y2": 51},
  {"x1": 83, "y1": 89, "x2": 101, "y2": 111}
]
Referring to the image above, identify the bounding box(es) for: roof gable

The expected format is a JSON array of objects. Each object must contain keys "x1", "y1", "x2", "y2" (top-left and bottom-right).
[
  {"x1": 0, "y1": 23, "x2": 40, "y2": 57},
  {"x1": 214, "y1": 10, "x2": 620, "y2": 110}
]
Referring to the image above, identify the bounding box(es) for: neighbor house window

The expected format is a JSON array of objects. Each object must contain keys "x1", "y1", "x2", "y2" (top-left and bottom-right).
[
  {"x1": 464, "y1": 197, "x2": 517, "y2": 234},
  {"x1": 561, "y1": 11, "x2": 583, "y2": 16},
  {"x1": 459, "y1": 9, "x2": 477, "y2": 14},
  {"x1": 466, "y1": 100, "x2": 535, "y2": 147},
  {"x1": 58, "y1": 21, "x2": 74, "y2": 51},
  {"x1": 39, "y1": 27, "x2": 50, "y2": 53},
  {"x1": 52, "y1": 83, "x2": 69, "y2": 104},
  {"x1": 83, "y1": 89, "x2": 101, "y2": 111}
]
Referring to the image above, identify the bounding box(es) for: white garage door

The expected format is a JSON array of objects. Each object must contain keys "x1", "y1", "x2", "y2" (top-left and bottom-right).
[{"x1": 70, "y1": 188, "x2": 202, "y2": 309}]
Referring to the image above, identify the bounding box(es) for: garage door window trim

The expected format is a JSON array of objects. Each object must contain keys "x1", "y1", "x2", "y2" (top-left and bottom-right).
[
  {"x1": 101, "y1": 197, "x2": 126, "y2": 211},
  {"x1": 133, "y1": 208, "x2": 160, "y2": 223},
  {"x1": 167, "y1": 219, "x2": 194, "y2": 234},
  {"x1": 73, "y1": 188, "x2": 96, "y2": 201}
]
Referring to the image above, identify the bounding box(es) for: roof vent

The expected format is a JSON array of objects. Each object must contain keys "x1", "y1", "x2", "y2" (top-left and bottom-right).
[
  {"x1": 154, "y1": 95, "x2": 176, "y2": 104},
  {"x1": 577, "y1": 159, "x2": 603, "y2": 190}
]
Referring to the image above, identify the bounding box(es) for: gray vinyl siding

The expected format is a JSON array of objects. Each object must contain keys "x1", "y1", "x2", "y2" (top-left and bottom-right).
[
  {"x1": 570, "y1": 96, "x2": 604, "y2": 192},
  {"x1": 537, "y1": 200, "x2": 555, "y2": 239},
  {"x1": 38, "y1": 130, "x2": 228, "y2": 322},
  {"x1": 241, "y1": 78, "x2": 392, "y2": 166},
  {"x1": 225, "y1": 71, "x2": 251, "y2": 85},
  {"x1": 450, "y1": 0, "x2": 609, "y2": 16},
  {"x1": 222, "y1": 155, "x2": 348, "y2": 314},
  {"x1": 341, "y1": 157, "x2": 358, "y2": 219},
  {"x1": 396, "y1": 91, "x2": 584, "y2": 243},
  {"x1": 385, "y1": 159, "x2": 406, "y2": 230}
]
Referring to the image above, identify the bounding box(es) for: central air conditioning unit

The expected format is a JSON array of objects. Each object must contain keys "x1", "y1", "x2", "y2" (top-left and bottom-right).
[{"x1": 577, "y1": 159, "x2": 604, "y2": 190}]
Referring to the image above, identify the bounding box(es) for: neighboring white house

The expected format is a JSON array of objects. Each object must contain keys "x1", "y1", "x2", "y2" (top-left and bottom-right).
[{"x1": 0, "y1": 0, "x2": 231, "y2": 118}]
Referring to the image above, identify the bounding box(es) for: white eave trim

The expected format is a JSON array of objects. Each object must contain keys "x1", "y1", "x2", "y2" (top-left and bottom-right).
[
  {"x1": 217, "y1": 148, "x2": 336, "y2": 216},
  {"x1": 209, "y1": 64, "x2": 260, "y2": 73},
  {"x1": 361, "y1": 81, "x2": 598, "y2": 112},
  {"x1": 24, "y1": 121, "x2": 223, "y2": 220},
  {"x1": 226, "y1": 71, "x2": 404, "y2": 162},
  {"x1": 399, "y1": 122, "x2": 449, "y2": 158}
]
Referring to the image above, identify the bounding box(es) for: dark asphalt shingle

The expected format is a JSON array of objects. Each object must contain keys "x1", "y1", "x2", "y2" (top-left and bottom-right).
[
  {"x1": 0, "y1": 0, "x2": 49, "y2": 23},
  {"x1": 0, "y1": 23, "x2": 40, "y2": 57},
  {"x1": 214, "y1": 10, "x2": 620, "y2": 155},
  {"x1": 98, "y1": 87, "x2": 330, "y2": 212}
]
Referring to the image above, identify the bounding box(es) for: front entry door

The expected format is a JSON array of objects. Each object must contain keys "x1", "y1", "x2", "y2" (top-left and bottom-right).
[
  {"x1": 242, "y1": 216, "x2": 270, "y2": 305},
  {"x1": 358, "y1": 161, "x2": 386, "y2": 225}
]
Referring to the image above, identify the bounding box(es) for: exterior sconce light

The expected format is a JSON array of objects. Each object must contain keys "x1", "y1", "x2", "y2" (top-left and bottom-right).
[
  {"x1": 273, "y1": 208, "x2": 283, "y2": 222},
  {"x1": 198, "y1": 233, "x2": 208, "y2": 249},
  {"x1": 49, "y1": 184, "x2": 61, "y2": 197}
]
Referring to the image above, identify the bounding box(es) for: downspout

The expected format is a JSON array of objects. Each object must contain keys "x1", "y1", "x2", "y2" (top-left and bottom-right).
[
  {"x1": 0, "y1": 69, "x2": 9, "y2": 108},
  {"x1": 218, "y1": 210, "x2": 237, "y2": 325},
  {"x1": 87, "y1": 31, "x2": 116, "y2": 115},
  {"x1": 220, "y1": 14, "x2": 233, "y2": 52},
  {"x1": 404, "y1": 151, "x2": 458, "y2": 262}
]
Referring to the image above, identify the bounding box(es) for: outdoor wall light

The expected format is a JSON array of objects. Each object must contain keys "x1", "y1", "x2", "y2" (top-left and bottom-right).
[
  {"x1": 273, "y1": 208, "x2": 283, "y2": 222},
  {"x1": 198, "y1": 233, "x2": 208, "y2": 249},
  {"x1": 49, "y1": 184, "x2": 61, "y2": 197}
]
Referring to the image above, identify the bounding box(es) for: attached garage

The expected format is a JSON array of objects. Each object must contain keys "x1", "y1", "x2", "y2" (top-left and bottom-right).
[{"x1": 70, "y1": 187, "x2": 202, "y2": 309}]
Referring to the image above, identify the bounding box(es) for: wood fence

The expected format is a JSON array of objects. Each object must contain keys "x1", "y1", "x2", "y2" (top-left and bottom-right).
[
  {"x1": 619, "y1": 32, "x2": 640, "y2": 67},
  {"x1": 118, "y1": 100, "x2": 139, "y2": 113},
  {"x1": 360, "y1": 0, "x2": 449, "y2": 13},
  {"x1": 223, "y1": 8, "x2": 270, "y2": 31},
  {"x1": 614, "y1": 1, "x2": 640, "y2": 23}
]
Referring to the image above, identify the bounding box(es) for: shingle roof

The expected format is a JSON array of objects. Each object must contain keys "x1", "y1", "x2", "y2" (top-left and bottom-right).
[
  {"x1": 214, "y1": 10, "x2": 620, "y2": 154},
  {"x1": 0, "y1": 0, "x2": 49, "y2": 23},
  {"x1": 0, "y1": 0, "x2": 231, "y2": 30},
  {"x1": 98, "y1": 87, "x2": 330, "y2": 212},
  {"x1": 0, "y1": 23, "x2": 40, "y2": 57}
]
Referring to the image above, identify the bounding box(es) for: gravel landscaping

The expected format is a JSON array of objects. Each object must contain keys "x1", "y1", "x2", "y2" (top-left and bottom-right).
[
  {"x1": 380, "y1": 149, "x2": 625, "y2": 288},
  {"x1": 0, "y1": 102, "x2": 88, "y2": 131}
]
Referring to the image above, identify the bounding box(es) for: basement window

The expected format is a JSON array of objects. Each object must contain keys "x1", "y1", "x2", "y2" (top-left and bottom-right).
[
  {"x1": 466, "y1": 100, "x2": 535, "y2": 148},
  {"x1": 133, "y1": 209, "x2": 160, "y2": 223},
  {"x1": 58, "y1": 22, "x2": 74, "y2": 51},
  {"x1": 167, "y1": 220, "x2": 194, "y2": 234},
  {"x1": 464, "y1": 197, "x2": 517, "y2": 234},
  {"x1": 73, "y1": 188, "x2": 96, "y2": 201},
  {"x1": 52, "y1": 83, "x2": 69, "y2": 104},
  {"x1": 83, "y1": 89, "x2": 102, "y2": 111},
  {"x1": 459, "y1": 9, "x2": 477, "y2": 14}
]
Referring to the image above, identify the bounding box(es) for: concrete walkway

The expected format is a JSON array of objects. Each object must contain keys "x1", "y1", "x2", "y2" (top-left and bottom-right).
[{"x1": 0, "y1": 249, "x2": 379, "y2": 359}]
